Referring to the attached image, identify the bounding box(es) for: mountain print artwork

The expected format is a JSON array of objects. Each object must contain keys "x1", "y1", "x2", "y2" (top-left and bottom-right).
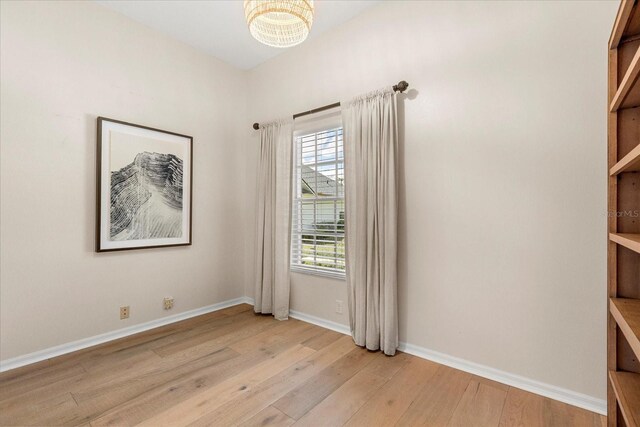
[
  {"x1": 110, "y1": 152, "x2": 184, "y2": 240},
  {"x1": 97, "y1": 117, "x2": 192, "y2": 252}
]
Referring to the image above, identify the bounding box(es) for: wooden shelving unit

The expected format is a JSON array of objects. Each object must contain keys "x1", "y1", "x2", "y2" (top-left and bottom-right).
[
  {"x1": 610, "y1": 144, "x2": 640, "y2": 175},
  {"x1": 609, "y1": 371, "x2": 640, "y2": 427},
  {"x1": 610, "y1": 233, "x2": 640, "y2": 254},
  {"x1": 610, "y1": 47, "x2": 640, "y2": 112},
  {"x1": 611, "y1": 298, "x2": 640, "y2": 358},
  {"x1": 608, "y1": 2, "x2": 640, "y2": 426}
]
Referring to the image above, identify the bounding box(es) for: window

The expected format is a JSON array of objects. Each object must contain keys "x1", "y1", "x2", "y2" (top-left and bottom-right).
[{"x1": 291, "y1": 125, "x2": 345, "y2": 278}]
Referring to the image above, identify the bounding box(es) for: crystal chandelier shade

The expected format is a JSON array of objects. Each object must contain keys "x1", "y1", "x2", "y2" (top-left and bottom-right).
[{"x1": 244, "y1": 0, "x2": 314, "y2": 48}]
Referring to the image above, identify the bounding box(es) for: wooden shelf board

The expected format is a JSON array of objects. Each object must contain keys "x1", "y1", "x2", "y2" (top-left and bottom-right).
[
  {"x1": 610, "y1": 370, "x2": 640, "y2": 427},
  {"x1": 611, "y1": 143, "x2": 640, "y2": 175},
  {"x1": 611, "y1": 45, "x2": 640, "y2": 111},
  {"x1": 611, "y1": 0, "x2": 637, "y2": 49},
  {"x1": 610, "y1": 298, "x2": 640, "y2": 362},
  {"x1": 610, "y1": 233, "x2": 640, "y2": 254},
  {"x1": 625, "y1": 2, "x2": 640, "y2": 41}
]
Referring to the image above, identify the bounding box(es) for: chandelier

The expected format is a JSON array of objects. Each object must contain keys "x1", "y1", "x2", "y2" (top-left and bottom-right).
[{"x1": 243, "y1": 0, "x2": 314, "y2": 48}]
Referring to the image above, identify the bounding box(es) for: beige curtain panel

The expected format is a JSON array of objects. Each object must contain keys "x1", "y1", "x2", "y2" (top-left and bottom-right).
[
  {"x1": 342, "y1": 88, "x2": 399, "y2": 356},
  {"x1": 254, "y1": 121, "x2": 294, "y2": 320}
]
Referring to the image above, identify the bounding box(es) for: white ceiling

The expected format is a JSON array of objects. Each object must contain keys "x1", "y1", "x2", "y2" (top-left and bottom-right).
[{"x1": 95, "y1": 0, "x2": 381, "y2": 70}]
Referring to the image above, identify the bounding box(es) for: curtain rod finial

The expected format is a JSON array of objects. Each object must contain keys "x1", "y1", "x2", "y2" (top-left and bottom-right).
[
  {"x1": 253, "y1": 123, "x2": 260, "y2": 130},
  {"x1": 393, "y1": 81, "x2": 409, "y2": 93}
]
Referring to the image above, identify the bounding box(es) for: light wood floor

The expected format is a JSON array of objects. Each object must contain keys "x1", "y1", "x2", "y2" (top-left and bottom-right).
[{"x1": 0, "y1": 304, "x2": 605, "y2": 427}]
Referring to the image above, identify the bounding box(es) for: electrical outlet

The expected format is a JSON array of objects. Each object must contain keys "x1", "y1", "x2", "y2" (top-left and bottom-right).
[
  {"x1": 163, "y1": 297, "x2": 174, "y2": 310},
  {"x1": 120, "y1": 306, "x2": 130, "y2": 319},
  {"x1": 335, "y1": 300, "x2": 343, "y2": 314}
]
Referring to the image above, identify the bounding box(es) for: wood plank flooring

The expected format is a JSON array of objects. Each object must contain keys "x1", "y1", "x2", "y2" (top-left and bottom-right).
[{"x1": 0, "y1": 304, "x2": 606, "y2": 426}]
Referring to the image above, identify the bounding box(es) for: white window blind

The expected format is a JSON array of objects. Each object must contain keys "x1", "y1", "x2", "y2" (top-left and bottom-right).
[{"x1": 291, "y1": 125, "x2": 345, "y2": 278}]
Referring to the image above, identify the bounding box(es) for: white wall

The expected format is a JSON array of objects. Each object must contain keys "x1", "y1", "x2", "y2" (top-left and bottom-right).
[
  {"x1": 0, "y1": 1, "x2": 247, "y2": 360},
  {"x1": 244, "y1": 0, "x2": 616, "y2": 401}
]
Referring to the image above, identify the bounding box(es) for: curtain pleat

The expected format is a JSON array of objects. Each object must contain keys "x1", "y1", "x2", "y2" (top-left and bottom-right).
[
  {"x1": 342, "y1": 88, "x2": 398, "y2": 355},
  {"x1": 254, "y1": 121, "x2": 293, "y2": 320}
]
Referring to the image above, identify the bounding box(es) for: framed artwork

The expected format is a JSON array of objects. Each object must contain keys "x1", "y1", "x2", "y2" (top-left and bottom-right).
[{"x1": 96, "y1": 117, "x2": 192, "y2": 252}]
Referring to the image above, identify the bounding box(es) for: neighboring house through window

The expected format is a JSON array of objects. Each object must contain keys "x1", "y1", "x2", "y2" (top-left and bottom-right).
[{"x1": 291, "y1": 124, "x2": 345, "y2": 278}]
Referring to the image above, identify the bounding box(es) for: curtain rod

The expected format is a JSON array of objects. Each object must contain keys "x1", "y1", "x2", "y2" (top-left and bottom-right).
[{"x1": 252, "y1": 80, "x2": 408, "y2": 130}]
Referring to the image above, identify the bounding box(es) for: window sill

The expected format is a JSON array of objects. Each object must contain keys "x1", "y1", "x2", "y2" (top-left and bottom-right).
[{"x1": 290, "y1": 265, "x2": 346, "y2": 281}]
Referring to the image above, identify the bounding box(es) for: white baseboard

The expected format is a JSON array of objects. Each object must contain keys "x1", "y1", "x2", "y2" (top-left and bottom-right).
[
  {"x1": 238, "y1": 296, "x2": 254, "y2": 304},
  {"x1": 2, "y1": 296, "x2": 606, "y2": 416},
  {"x1": 242, "y1": 297, "x2": 605, "y2": 416},
  {"x1": 289, "y1": 310, "x2": 351, "y2": 335},
  {"x1": 397, "y1": 342, "x2": 606, "y2": 415},
  {"x1": 239, "y1": 297, "x2": 351, "y2": 335},
  {"x1": 0, "y1": 296, "x2": 249, "y2": 373}
]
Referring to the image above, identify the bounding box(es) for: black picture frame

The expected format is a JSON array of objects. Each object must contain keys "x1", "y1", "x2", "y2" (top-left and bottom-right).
[{"x1": 96, "y1": 117, "x2": 193, "y2": 252}]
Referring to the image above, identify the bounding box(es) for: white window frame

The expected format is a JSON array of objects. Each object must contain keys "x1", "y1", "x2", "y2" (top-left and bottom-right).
[{"x1": 291, "y1": 113, "x2": 345, "y2": 280}]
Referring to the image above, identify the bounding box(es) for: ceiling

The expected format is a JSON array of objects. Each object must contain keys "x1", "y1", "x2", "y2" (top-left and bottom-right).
[{"x1": 95, "y1": 0, "x2": 381, "y2": 70}]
